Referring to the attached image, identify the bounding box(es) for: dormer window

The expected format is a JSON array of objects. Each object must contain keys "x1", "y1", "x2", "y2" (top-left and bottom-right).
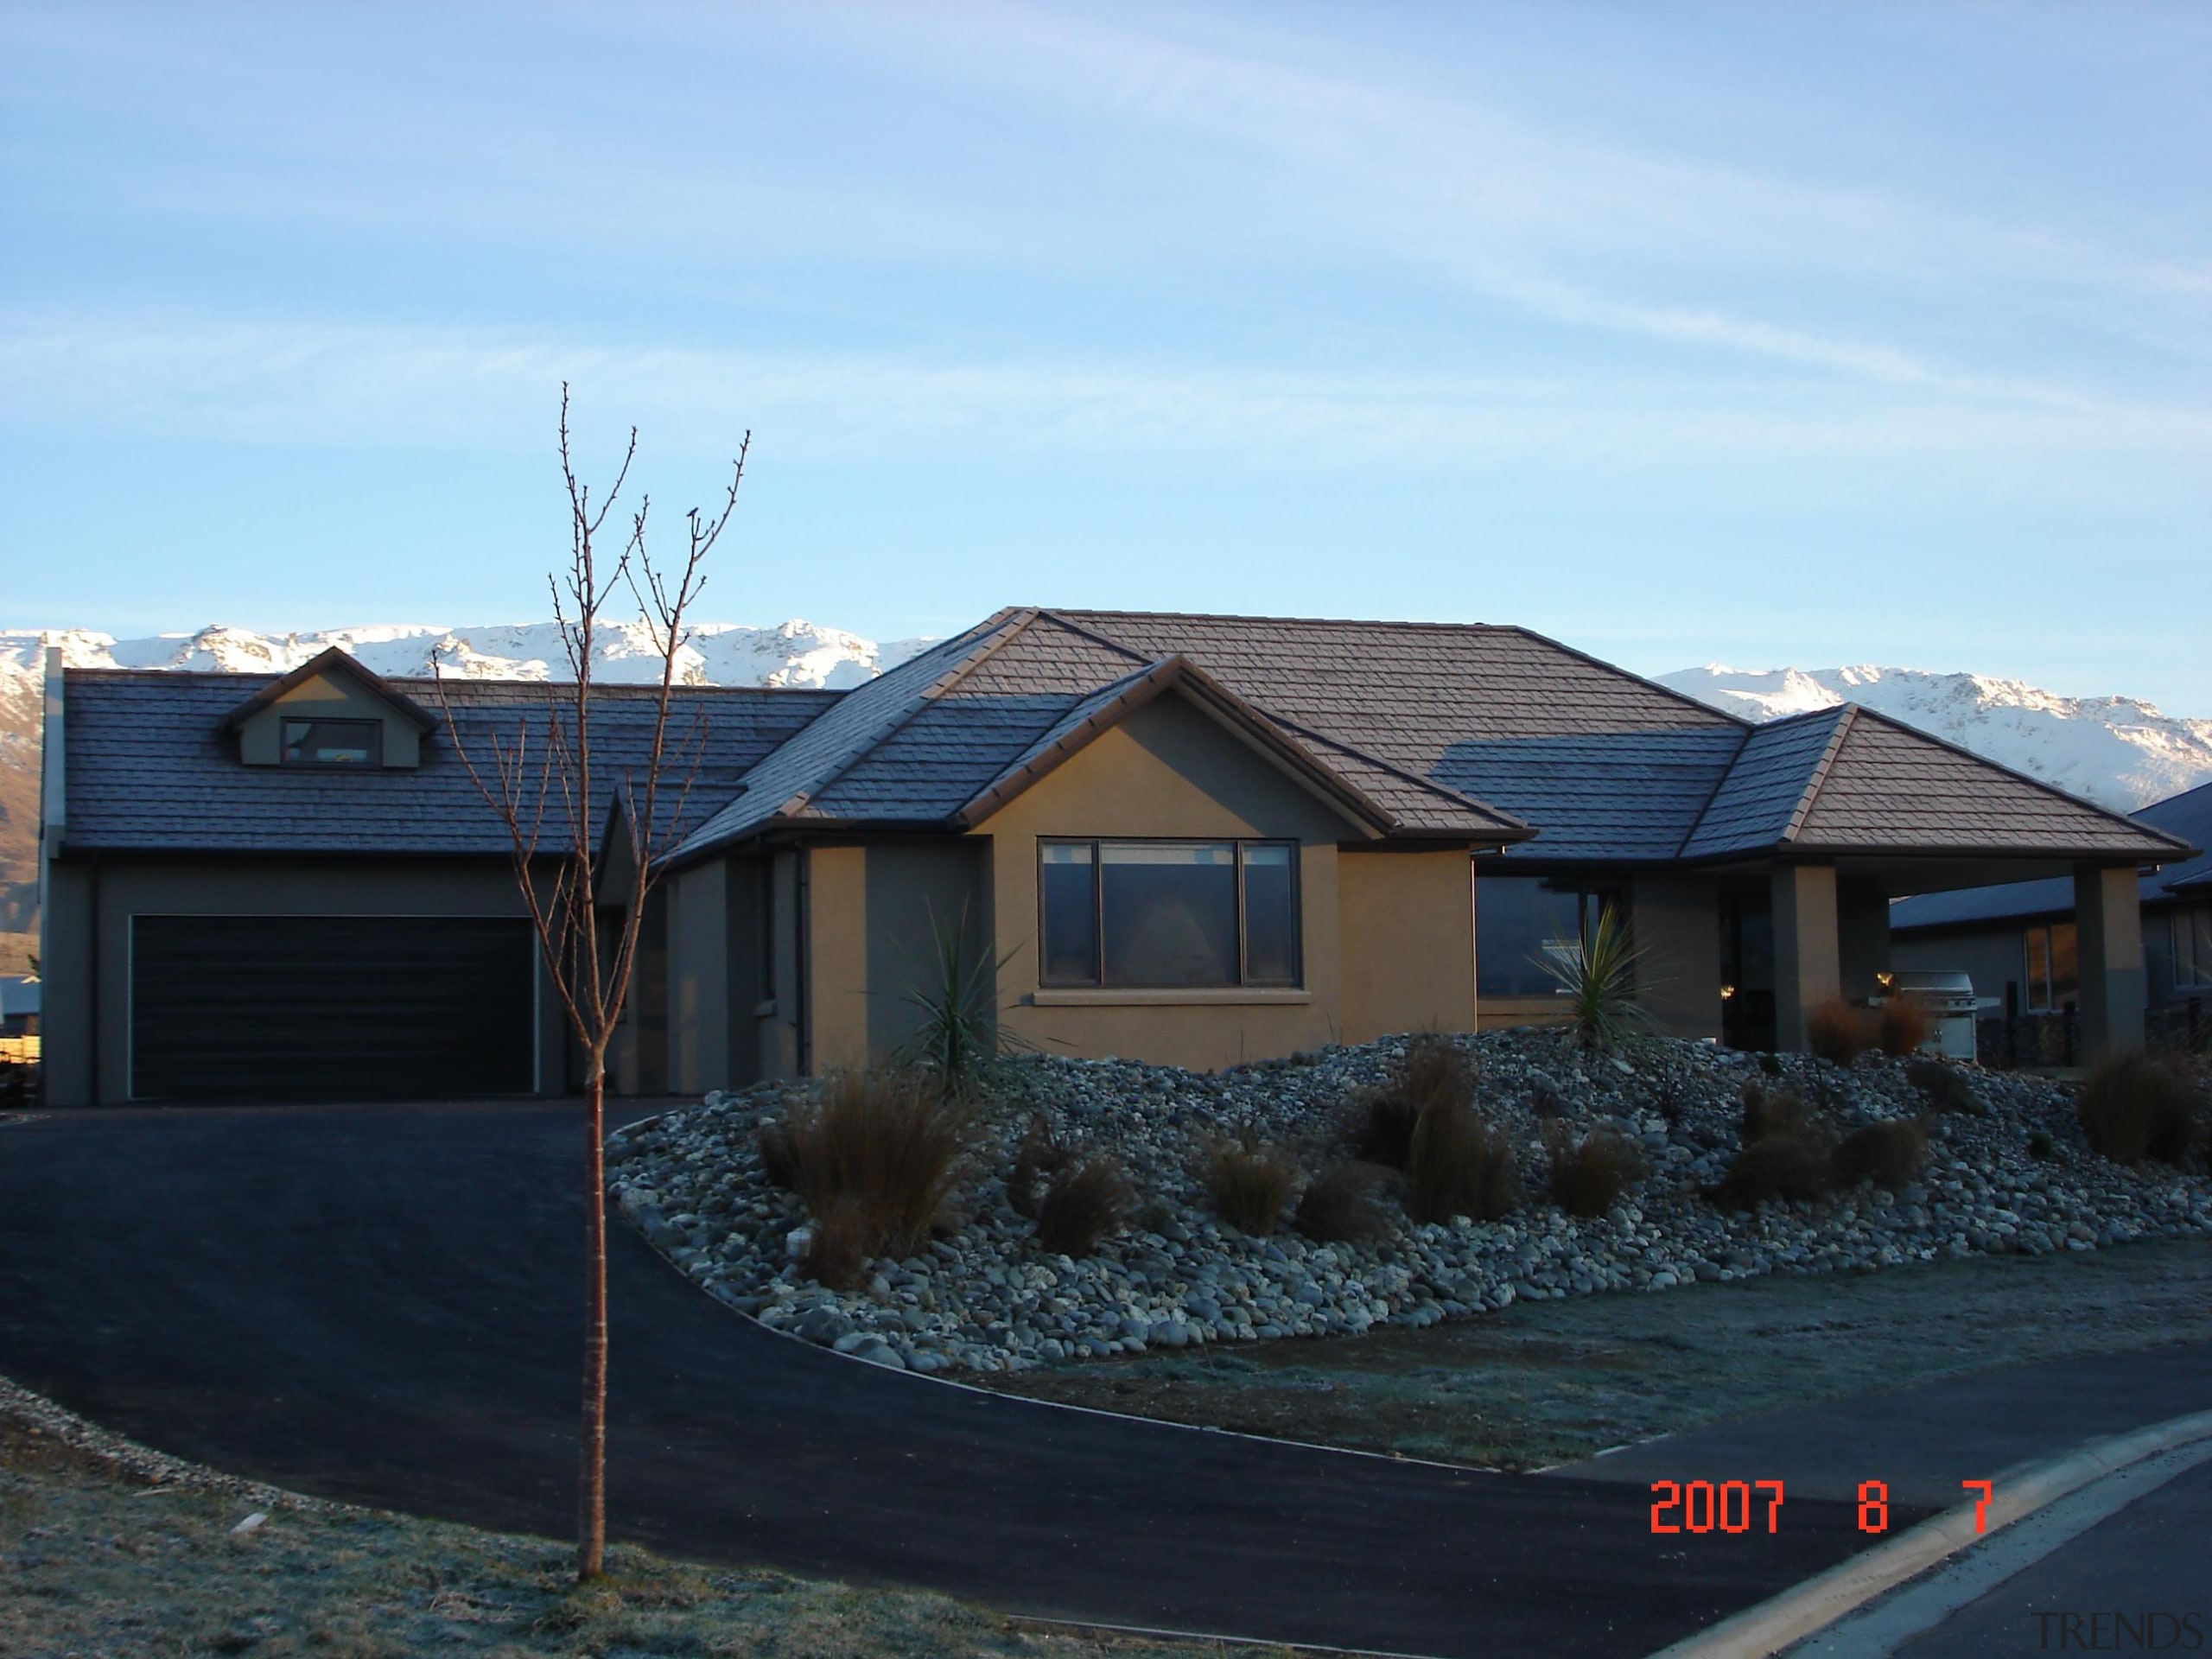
[{"x1": 283, "y1": 717, "x2": 383, "y2": 766}]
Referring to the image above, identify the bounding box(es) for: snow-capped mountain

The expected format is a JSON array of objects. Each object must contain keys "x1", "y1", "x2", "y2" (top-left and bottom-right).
[
  {"x1": 0, "y1": 618, "x2": 934, "y2": 691},
  {"x1": 1659, "y1": 664, "x2": 2212, "y2": 812}
]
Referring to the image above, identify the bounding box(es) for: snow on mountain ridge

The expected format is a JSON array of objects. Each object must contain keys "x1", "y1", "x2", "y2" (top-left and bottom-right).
[
  {"x1": 0, "y1": 619, "x2": 937, "y2": 691},
  {"x1": 1660, "y1": 664, "x2": 2212, "y2": 812}
]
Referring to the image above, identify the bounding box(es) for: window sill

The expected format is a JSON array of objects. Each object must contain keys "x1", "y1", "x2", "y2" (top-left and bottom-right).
[{"x1": 1027, "y1": 988, "x2": 1312, "y2": 1007}]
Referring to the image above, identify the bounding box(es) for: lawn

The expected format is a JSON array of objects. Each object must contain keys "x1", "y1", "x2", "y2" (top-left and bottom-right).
[
  {"x1": 973, "y1": 1238, "x2": 2212, "y2": 1471},
  {"x1": 0, "y1": 1392, "x2": 1276, "y2": 1659}
]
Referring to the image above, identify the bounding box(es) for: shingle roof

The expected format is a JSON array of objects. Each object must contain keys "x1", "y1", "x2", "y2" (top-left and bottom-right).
[
  {"x1": 1790, "y1": 709, "x2": 2191, "y2": 858},
  {"x1": 669, "y1": 610, "x2": 1526, "y2": 860},
  {"x1": 61, "y1": 671, "x2": 836, "y2": 855},
  {"x1": 1891, "y1": 779, "x2": 2212, "y2": 931},
  {"x1": 1677, "y1": 709, "x2": 1849, "y2": 859}
]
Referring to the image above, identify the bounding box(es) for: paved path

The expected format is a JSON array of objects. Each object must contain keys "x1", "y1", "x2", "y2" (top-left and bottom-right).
[{"x1": 0, "y1": 1101, "x2": 1874, "y2": 1658}]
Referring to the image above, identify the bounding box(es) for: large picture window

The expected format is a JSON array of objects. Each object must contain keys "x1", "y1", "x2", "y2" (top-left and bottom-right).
[
  {"x1": 1040, "y1": 839, "x2": 1300, "y2": 988},
  {"x1": 1475, "y1": 875, "x2": 1628, "y2": 998}
]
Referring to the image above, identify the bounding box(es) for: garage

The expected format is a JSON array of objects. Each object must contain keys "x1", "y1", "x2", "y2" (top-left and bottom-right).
[{"x1": 131, "y1": 915, "x2": 537, "y2": 1102}]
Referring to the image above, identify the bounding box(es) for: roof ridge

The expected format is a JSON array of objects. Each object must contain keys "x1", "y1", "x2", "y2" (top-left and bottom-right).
[
  {"x1": 1261, "y1": 710, "x2": 1531, "y2": 834},
  {"x1": 1046, "y1": 605, "x2": 1518, "y2": 634},
  {"x1": 765, "y1": 611, "x2": 1033, "y2": 821},
  {"x1": 1027, "y1": 608, "x2": 1172, "y2": 665},
  {"x1": 1497, "y1": 623, "x2": 1753, "y2": 733},
  {"x1": 1671, "y1": 723, "x2": 1759, "y2": 859},
  {"x1": 1777, "y1": 705, "x2": 1859, "y2": 846}
]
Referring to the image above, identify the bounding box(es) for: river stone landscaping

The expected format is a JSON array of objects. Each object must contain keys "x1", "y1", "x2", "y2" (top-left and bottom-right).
[{"x1": 604, "y1": 1032, "x2": 2212, "y2": 1377}]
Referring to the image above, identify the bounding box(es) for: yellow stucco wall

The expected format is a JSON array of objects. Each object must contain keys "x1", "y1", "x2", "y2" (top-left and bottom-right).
[
  {"x1": 805, "y1": 844, "x2": 872, "y2": 1071},
  {"x1": 1337, "y1": 849, "x2": 1478, "y2": 1043},
  {"x1": 969, "y1": 693, "x2": 1365, "y2": 1071}
]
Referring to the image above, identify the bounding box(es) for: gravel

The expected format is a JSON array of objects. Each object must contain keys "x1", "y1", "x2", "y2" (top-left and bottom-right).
[{"x1": 605, "y1": 1032, "x2": 2212, "y2": 1377}]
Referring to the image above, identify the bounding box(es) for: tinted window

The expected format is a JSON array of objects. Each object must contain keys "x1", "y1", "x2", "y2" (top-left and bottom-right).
[
  {"x1": 1102, "y1": 842, "x2": 1237, "y2": 987},
  {"x1": 1476, "y1": 876, "x2": 1583, "y2": 997},
  {"x1": 1039, "y1": 842, "x2": 1099, "y2": 984},
  {"x1": 282, "y1": 718, "x2": 382, "y2": 766},
  {"x1": 1241, "y1": 843, "x2": 1299, "y2": 984}
]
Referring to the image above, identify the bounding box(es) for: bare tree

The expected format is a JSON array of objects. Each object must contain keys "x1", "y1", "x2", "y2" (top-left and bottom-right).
[{"x1": 435, "y1": 385, "x2": 747, "y2": 1580}]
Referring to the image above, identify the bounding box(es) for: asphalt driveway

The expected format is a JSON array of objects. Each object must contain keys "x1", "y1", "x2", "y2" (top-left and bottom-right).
[{"x1": 0, "y1": 1101, "x2": 1883, "y2": 1657}]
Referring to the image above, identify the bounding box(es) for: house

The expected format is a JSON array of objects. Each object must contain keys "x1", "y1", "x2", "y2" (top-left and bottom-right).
[
  {"x1": 35, "y1": 609, "x2": 2196, "y2": 1105},
  {"x1": 1891, "y1": 780, "x2": 2212, "y2": 1057}
]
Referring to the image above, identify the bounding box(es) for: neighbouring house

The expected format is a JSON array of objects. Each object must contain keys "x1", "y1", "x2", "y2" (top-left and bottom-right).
[
  {"x1": 1891, "y1": 780, "x2": 2212, "y2": 1059},
  {"x1": 36, "y1": 608, "x2": 2196, "y2": 1104}
]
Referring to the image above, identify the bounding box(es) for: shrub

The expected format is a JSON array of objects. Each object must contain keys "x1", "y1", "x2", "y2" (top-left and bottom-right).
[
  {"x1": 1350, "y1": 1034, "x2": 1476, "y2": 1169},
  {"x1": 798, "y1": 1200, "x2": 869, "y2": 1291},
  {"x1": 756, "y1": 1116, "x2": 798, "y2": 1190},
  {"x1": 1906, "y1": 1058, "x2": 1985, "y2": 1116},
  {"x1": 1005, "y1": 1117, "x2": 1070, "y2": 1220},
  {"x1": 1875, "y1": 995, "x2": 1934, "y2": 1058},
  {"x1": 1713, "y1": 1126, "x2": 1836, "y2": 1209},
  {"x1": 1204, "y1": 1134, "x2": 1300, "y2": 1235},
  {"x1": 1545, "y1": 1124, "x2": 1646, "y2": 1217},
  {"x1": 1405, "y1": 1097, "x2": 1518, "y2": 1224},
  {"x1": 1537, "y1": 902, "x2": 1656, "y2": 1052},
  {"x1": 1034, "y1": 1157, "x2": 1131, "y2": 1257},
  {"x1": 891, "y1": 902, "x2": 1029, "y2": 1102},
  {"x1": 2027, "y1": 1129, "x2": 2057, "y2": 1161},
  {"x1": 1807, "y1": 998, "x2": 1872, "y2": 1067},
  {"x1": 759, "y1": 1068, "x2": 967, "y2": 1261},
  {"x1": 1293, "y1": 1161, "x2": 1390, "y2": 1243},
  {"x1": 1740, "y1": 1080, "x2": 1808, "y2": 1142},
  {"x1": 1133, "y1": 1196, "x2": 1176, "y2": 1235},
  {"x1": 2078, "y1": 1052, "x2": 2199, "y2": 1167},
  {"x1": 1831, "y1": 1117, "x2": 1929, "y2": 1190}
]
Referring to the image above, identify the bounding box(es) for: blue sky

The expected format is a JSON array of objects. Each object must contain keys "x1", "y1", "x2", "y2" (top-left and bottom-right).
[{"x1": 3, "y1": 2, "x2": 2206, "y2": 708}]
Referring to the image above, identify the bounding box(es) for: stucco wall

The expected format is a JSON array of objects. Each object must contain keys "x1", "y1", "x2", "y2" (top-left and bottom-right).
[
  {"x1": 971, "y1": 692, "x2": 1367, "y2": 1071},
  {"x1": 806, "y1": 845, "x2": 871, "y2": 1072},
  {"x1": 1630, "y1": 871, "x2": 1724, "y2": 1040},
  {"x1": 39, "y1": 855, "x2": 563, "y2": 1106},
  {"x1": 1338, "y1": 849, "x2": 1475, "y2": 1044},
  {"x1": 864, "y1": 840, "x2": 990, "y2": 1066}
]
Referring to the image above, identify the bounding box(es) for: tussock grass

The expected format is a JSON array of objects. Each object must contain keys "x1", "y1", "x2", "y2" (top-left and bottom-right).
[
  {"x1": 2080, "y1": 1052, "x2": 2201, "y2": 1168},
  {"x1": 1293, "y1": 1162, "x2": 1390, "y2": 1244},
  {"x1": 1807, "y1": 998, "x2": 1871, "y2": 1067},
  {"x1": 1906, "y1": 1058, "x2": 1985, "y2": 1115},
  {"x1": 1349, "y1": 1035, "x2": 1475, "y2": 1170},
  {"x1": 1875, "y1": 996, "x2": 1933, "y2": 1058},
  {"x1": 1713, "y1": 1125, "x2": 1837, "y2": 1209},
  {"x1": 1035, "y1": 1158, "x2": 1132, "y2": 1258},
  {"x1": 1204, "y1": 1135, "x2": 1300, "y2": 1236},
  {"x1": 1544, "y1": 1125, "x2": 1646, "y2": 1218},
  {"x1": 1739, "y1": 1080, "x2": 1808, "y2": 1142},
  {"x1": 1405, "y1": 1097, "x2": 1518, "y2": 1225},
  {"x1": 756, "y1": 1069, "x2": 966, "y2": 1264},
  {"x1": 1832, "y1": 1118, "x2": 1930, "y2": 1191}
]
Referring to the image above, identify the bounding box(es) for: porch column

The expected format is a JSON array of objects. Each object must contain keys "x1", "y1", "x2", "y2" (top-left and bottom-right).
[
  {"x1": 1772, "y1": 861, "x2": 1840, "y2": 1053},
  {"x1": 2075, "y1": 861, "x2": 2145, "y2": 1060},
  {"x1": 1836, "y1": 879, "x2": 1893, "y2": 1003},
  {"x1": 1630, "y1": 872, "x2": 1723, "y2": 1040}
]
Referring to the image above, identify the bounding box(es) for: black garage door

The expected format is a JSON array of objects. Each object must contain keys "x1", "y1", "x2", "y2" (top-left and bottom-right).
[{"x1": 132, "y1": 915, "x2": 537, "y2": 1101}]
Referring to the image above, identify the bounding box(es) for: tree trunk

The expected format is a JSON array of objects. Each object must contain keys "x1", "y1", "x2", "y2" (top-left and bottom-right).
[{"x1": 578, "y1": 1063, "x2": 608, "y2": 1581}]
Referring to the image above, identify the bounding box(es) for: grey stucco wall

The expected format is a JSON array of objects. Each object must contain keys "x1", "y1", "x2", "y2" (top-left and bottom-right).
[
  {"x1": 1630, "y1": 871, "x2": 1723, "y2": 1040},
  {"x1": 864, "y1": 840, "x2": 990, "y2": 1067}
]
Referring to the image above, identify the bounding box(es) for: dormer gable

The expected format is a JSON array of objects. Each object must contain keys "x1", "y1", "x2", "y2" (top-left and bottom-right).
[{"x1": 222, "y1": 646, "x2": 437, "y2": 769}]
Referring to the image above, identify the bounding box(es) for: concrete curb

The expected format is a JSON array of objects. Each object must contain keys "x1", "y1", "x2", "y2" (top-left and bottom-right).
[{"x1": 1648, "y1": 1407, "x2": 2212, "y2": 1658}]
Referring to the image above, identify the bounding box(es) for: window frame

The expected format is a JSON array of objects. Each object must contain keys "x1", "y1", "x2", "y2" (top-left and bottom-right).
[
  {"x1": 1037, "y1": 836, "x2": 1302, "y2": 990},
  {"x1": 280, "y1": 715, "x2": 384, "y2": 768}
]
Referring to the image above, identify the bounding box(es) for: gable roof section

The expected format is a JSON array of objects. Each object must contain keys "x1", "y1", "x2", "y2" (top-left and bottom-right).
[
  {"x1": 219, "y1": 645, "x2": 436, "y2": 732},
  {"x1": 60, "y1": 671, "x2": 836, "y2": 855},
  {"x1": 671, "y1": 611, "x2": 1526, "y2": 859},
  {"x1": 1787, "y1": 708, "x2": 2190, "y2": 859}
]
